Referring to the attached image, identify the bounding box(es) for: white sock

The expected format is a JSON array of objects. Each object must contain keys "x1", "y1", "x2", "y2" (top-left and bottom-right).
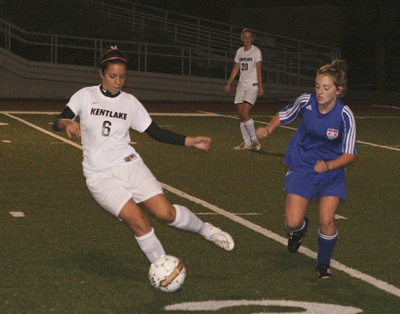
[
  {"x1": 135, "y1": 228, "x2": 165, "y2": 263},
  {"x1": 243, "y1": 119, "x2": 257, "y2": 141},
  {"x1": 199, "y1": 222, "x2": 211, "y2": 239},
  {"x1": 240, "y1": 122, "x2": 251, "y2": 145},
  {"x1": 169, "y1": 204, "x2": 204, "y2": 233}
]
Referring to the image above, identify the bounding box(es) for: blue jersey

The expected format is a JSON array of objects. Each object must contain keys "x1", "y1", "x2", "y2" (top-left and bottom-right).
[{"x1": 279, "y1": 93, "x2": 356, "y2": 171}]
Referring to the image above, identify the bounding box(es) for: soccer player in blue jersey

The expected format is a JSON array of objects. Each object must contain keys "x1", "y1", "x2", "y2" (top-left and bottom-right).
[{"x1": 256, "y1": 60, "x2": 356, "y2": 278}]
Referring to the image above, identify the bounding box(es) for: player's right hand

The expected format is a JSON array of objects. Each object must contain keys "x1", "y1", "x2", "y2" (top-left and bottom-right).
[
  {"x1": 256, "y1": 127, "x2": 269, "y2": 140},
  {"x1": 188, "y1": 136, "x2": 211, "y2": 151},
  {"x1": 64, "y1": 120, "x2": 81, "y2": 138}
]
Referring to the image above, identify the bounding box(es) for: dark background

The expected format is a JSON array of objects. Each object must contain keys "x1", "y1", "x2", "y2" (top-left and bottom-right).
[
  {"x1": 1, "y1": 0, "x2": 399, "y2": 91},
  {"x1": 135, "y1": 0, "x2": 400, "y2": 91}
]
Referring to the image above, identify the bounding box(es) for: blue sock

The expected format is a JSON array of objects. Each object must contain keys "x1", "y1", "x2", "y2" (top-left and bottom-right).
[{"x1": 317, "y1": 229, "x2": 338, "y2": 266}]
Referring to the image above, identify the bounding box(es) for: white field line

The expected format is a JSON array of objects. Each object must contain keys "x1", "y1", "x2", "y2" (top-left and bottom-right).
[
  {"x1": 371, "y1": 105, "x2": 400, "y2": 110},
  {"x1": 2, "y1": 113, "x2": 83, "y2": 150},
  {"x1": 1, "y1": 111, "x2": 61, "y2": 115},
  {"x1": 197, "y1": 212, "x2": 262, "y2": 216},
  {"x1": 355, "y1": 140, "x2": 400, "y2": 151},
  {"x1": 10, "y1": 211, "x2": 25, "y2": 217},
  {"x1": 3, "y1": 112, "x2": 400, "y2": 298},
  {"x1": 161, "y1": 182, "x2": 400, "y2": 298},
  {"x1": 202, "y1": 111, "x2": 400, "y2": 152},
  {"x1": 355, "y1": 116, "x2": 400, "y2": 119},
  {"x1": 198, "y1": 212, "x2": 346, "y2": 219}
]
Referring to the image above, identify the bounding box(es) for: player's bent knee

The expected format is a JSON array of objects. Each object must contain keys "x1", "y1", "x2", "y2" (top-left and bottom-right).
[
  {"x1": 285, "y1": 218, "x2": 304, "y2": 231},
  {"x1": 154, "y1": 206, "x2": 176, "y2": 224}
]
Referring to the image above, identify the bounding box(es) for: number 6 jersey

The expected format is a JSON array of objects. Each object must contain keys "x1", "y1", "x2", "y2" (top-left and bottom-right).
[{"x1": 67, "y1": 85, "x2": 152, "y2": 177}]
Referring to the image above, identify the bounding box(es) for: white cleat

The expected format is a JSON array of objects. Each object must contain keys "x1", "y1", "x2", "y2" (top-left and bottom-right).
[
  {"x1": 251, "y1": 139, "x2": 261, "y2": 151},
  {"x1": 234, "y1": 142, "x2": 252, "y2": 150},
  {"x1": 206, "y1": 223, "x2": 235, "y2": 251}
]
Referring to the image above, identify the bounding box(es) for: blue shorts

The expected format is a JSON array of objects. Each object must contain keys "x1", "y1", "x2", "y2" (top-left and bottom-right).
[{"x1": 284, "y1": 168, "x2": 346, "y2": 201}]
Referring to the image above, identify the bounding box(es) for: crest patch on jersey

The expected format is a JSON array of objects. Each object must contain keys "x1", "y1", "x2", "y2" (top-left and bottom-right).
[
  {"x1": 326, "y1": 128, "x2": 339, "y2": 140},
  {"x1": 124, "y1": 153, "x2": 137, "y2": 162}
]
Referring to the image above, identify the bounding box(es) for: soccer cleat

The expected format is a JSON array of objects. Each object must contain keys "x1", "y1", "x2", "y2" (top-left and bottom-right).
[
  {"x1": 206, "y1": 223, "x2": 235, "y2": 251},
  {"x1": 288, "y1": 232, "x2": 305, "y2": 253},
  {"x1": 287, "y1": 218, "x2": 309, "y2": 253},
  {"x1": 234, "y1": 142, "x2": 252, "y2": 150},
  {"x1": 251, "y1": 139, "x2": 261, "y2": 150},
  {"x1": 316, "y1": 265, "x2": 332, "y2": 279}
]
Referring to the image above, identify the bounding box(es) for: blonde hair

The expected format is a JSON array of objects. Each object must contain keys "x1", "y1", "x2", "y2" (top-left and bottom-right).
[
  {"x1": 317, "y1": 60, "x2": 347, "y2": 97},
  {"x1": 241, "y1": 28, "x2": 255, "y2": 39}
]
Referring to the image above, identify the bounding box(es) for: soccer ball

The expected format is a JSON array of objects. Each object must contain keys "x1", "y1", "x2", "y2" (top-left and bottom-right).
[{"x1": 148, "y1": 255, "x2": 186, "y2": 293}]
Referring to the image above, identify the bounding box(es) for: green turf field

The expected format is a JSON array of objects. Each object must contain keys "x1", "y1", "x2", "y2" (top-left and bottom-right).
[{"x1": 1, "y1": 107, "x2": 399, "y2": 313}]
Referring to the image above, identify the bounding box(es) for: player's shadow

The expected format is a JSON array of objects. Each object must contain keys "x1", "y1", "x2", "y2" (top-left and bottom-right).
[
  {"x1": 57, "y1": 250, "x2": 146, "y2": 281},
  {"x1": 249, "y1": 150, "x2": 286, "y2": 158}
]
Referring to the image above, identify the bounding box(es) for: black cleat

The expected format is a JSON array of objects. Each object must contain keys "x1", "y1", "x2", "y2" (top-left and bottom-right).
[
  {"x1": 287, "y1": 217, "x2": 308, "y2": 253},
  {"x1": 288, "y1": 232, "x2": 305, "y2": 252},
  {"x1": 316, "y1": 265, "x2": 332, "y2": 279}
]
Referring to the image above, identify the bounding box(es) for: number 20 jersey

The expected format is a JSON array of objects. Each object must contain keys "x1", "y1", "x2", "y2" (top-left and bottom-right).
[{"x1": 234, "y1": 45, "x2": 262, "y2": 91}]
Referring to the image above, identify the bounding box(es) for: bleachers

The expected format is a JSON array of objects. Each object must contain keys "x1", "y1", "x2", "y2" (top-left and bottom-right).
[
  {"x1": 83, "y1": 0, "x2": 340, "y2": 87},
  {"x1": 0, "y1": 1, "x2": 341, "y2": 100}
]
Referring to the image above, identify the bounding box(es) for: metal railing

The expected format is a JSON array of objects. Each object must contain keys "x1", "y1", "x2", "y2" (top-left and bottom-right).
[
  {"x1": 0, "y1": 0, "x2": 340, "y2": 88},
  {"x1": 0, "y1": 18, "x2": 233, "y2": 77},
  {"x1": 83, "y1": 0, "x2": 341, "y2": 86},
  {"x1": 84, "y1": 0, "x2": 340, "y2": 54}
]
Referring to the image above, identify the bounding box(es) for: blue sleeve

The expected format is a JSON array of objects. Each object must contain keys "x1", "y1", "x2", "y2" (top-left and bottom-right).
[
  {"x1": 341, "y1": 106, "x2": 357, "y2": 154},
  {"x1": 279, "y1": 94, "x2": 311, "y2": 125}
]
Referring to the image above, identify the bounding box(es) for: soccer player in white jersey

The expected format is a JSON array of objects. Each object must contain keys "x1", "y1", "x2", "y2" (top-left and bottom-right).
[
  {"x1": 53, "y1": 46, "x2": 234, "y2": 272},
  {"x1": 256, "y1": 60, "x2": 356, "y2": 278},
  {"x1": 225, "y1": 28, "x2": 264, "y2": 150}
]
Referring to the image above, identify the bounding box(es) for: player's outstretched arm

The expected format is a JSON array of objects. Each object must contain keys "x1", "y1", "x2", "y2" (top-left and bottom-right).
[
  {"x1": 256, "y1": 113, "x2": 281, "y2": 140},
  {"x1": 185, "y1": 136, "x2": 211, "y2": 151},
  {"x1": 145, "y1": 121, "x2": 210, "y2": 150}
]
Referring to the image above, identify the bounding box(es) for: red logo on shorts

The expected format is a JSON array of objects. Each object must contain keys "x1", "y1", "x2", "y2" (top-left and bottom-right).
[{"x1": 326, "y1": 128, "x2": 339, "y2": 140}]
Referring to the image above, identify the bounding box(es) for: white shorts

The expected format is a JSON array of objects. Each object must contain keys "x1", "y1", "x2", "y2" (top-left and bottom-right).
[
  {"x1": 86, "y1": 158, "x2": 163, "y2": 217},
  {"x1": 234, "y1": 89, "x2": 258, "y2": 105}
]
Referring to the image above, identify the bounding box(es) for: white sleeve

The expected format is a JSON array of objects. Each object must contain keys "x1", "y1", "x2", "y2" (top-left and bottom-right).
[
  {"x1": 66, "y1": 88, "x2": 87, "y2": 117},
  {"x1": 255, "y1": 47, "x2": 262, "y2": 63},
  {"x1": 129, "y1": 96, "x2": 152, "y2": 133}
]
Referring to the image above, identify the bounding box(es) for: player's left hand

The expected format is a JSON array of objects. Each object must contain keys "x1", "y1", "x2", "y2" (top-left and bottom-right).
[
  {"x1": 188, "y1": 136, "x2": 211, "y2": 151},
  {"x1": 314, "y1": 160, "x2": 329, "y2": 173}
]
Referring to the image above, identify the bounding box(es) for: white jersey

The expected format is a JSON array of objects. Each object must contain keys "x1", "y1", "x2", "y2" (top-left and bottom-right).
[
  {"x1": 67, "y1": 85, "x2": 152, "y2": 177},
  {"x1": 234, "y1": 45, "x2": 262, "y2": 90}
]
